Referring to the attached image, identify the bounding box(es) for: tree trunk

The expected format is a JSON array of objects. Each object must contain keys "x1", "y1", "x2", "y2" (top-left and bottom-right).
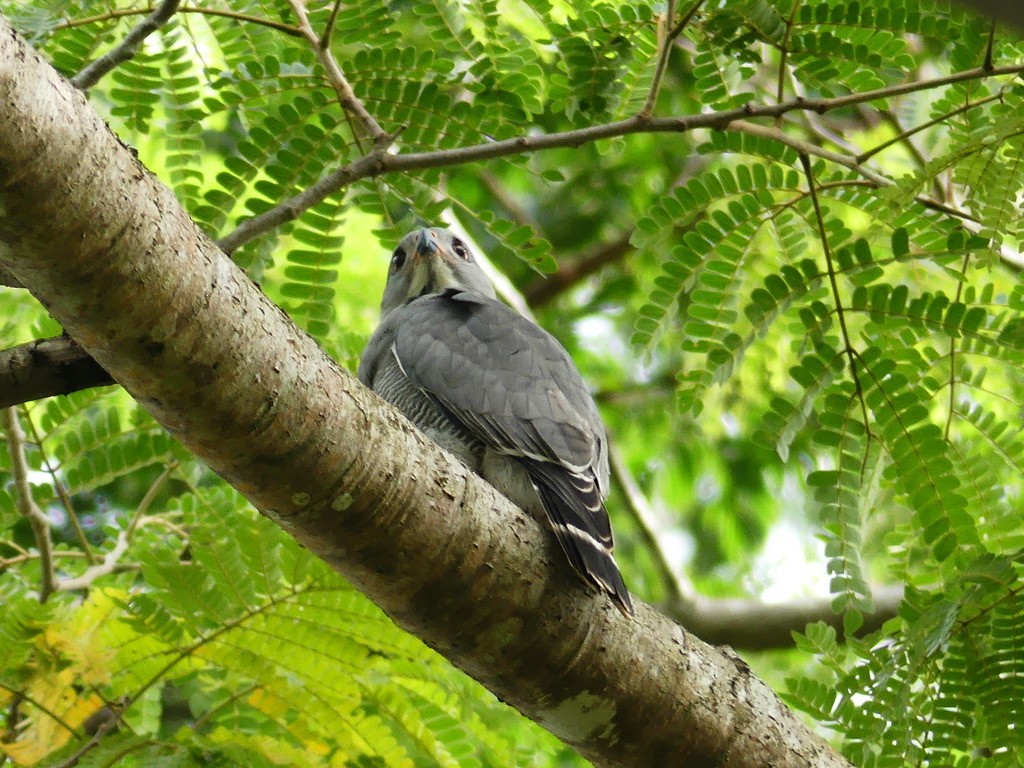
[{"x1": 0, "y1": 16, "x2": 851, "y2": 767}]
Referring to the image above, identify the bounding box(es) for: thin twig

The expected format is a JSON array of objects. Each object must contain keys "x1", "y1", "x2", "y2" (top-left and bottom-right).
[
  {"x1": 730, "y1": 120, "x2": 982, "y2": 222},
  {"x1": 609, "y1": 443, "x2": 691, "y2": 602},
  {"x1": 943, "y1": 250, "x2": 974, "y2": 441},
  {"x1": 640, "y1": 0, "x2": 706, "y2": 117},
  {"x1": 319, "y1": 0, "x2": 344, "y2": 49},
  {"x1": 288, "y1": 0, "x2": 390, "y2": 147},
  {"x1": 54, "y1": 6, "x2": 302, "y2": 38},
  {"x1": 860, "y1": 94, "x2": 1003, "y2": 164},
  {"x1": 23, "y1": 411, "x2": 96, "y2": 564},
  {"x1": 730, "y1": 119, "x2": 892, "y2": 185},
  {"x1": 798, "y1": 154, "x2": 870, "y2": 431},
  {"x1": 128, "y1": 460, "x2": 180, "y2": 536},
  {"x1": 984, "y1": 20, "x2": 996, "y2": 72},
  {"x1": 3, "y1": 408, "x2": 56, "y2": 602},
  {"x1": 71, "y1": 0, "x2": 182, "y2": 90},
  {"x1": 56, "y1": 531, "x2": 130, "y2": 592},
  {"x1": 54, "y1": 459, "x2": 178, "y2": 591},
  {"x1": 217, "y1": 62, "x2": 1024, "y2": 255},
  {"x1": 775, "y1": 0, "x2": 802, "y2": 103}
]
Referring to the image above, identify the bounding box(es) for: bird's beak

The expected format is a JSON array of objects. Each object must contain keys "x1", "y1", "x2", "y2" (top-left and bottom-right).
[
  {"x1": 415, "y1": 229, "x2": 436, "y2": 258},
  {"x1": 414, "y1": 229, "x2": 457, "y2": 265}
]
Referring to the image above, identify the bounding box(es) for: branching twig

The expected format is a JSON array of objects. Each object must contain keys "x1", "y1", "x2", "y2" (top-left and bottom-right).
[
  {"x1": 55, "y1": 460, "x2": 178, "y2": 591},
  {"x1": 288, "y1": 0, "x2": 390, "y2": 147},
  {"x1": 860, "y1": 93, "x2": 1003, "y2": 164},
  {"x1": 3, "y1": 408, "x2": 55, "y2": 602},
  {"x1": 640, "y1": 0, "x2": 705, "y2": 117},
  {"x1": 71, "y1": 0, "x2": 182, "y2": 90},
  {"x1": 24, "y1": 413, "x2": 96, "y2": 565},
  {"x1": 218, "y1": 63, "x2": 1024, "y2": 255},
  {"x1": 128, "y1": 460, "x2": 180, "y2": 536},
  {"x1": 56, "y1": 531, "x2": 129, "y2": 592}
]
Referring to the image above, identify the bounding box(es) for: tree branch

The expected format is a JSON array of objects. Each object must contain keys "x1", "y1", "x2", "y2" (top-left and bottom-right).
[
  {"x1": 0, "y1": 336, "x2": 114, "y2": 409},
  {"x1": 218, "y1": 62, "x2": 1024, "y2": 255},
  {"x1": 524, "y1": 231, "x2": 635, "y2": 307},
  {"x1": 0, "y1": 20, "x2": 851, "y2": 766},
  {"x1": 70, "y1": 0, "x2": 181, "y2": 90},
  {"x1": 287, "y1": 0, "x2": 390, "y2": 147},
  {"x1": 663, "y1": 585, "x2": 905, "y2": 651},
  {"x1": 54, "y1": 6, "x2": 302, "y2": 38},
  {"x1": 3, "y1": 408, "x2": 55, "y2": 602}
]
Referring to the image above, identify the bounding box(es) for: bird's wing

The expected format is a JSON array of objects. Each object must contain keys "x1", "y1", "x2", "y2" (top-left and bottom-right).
[
  {"x1": 389, "y1": 289, "x2": 630, "y2": 613},
  {"x1": 390, "y1": 289, "x2": 603, "y2": 479}
]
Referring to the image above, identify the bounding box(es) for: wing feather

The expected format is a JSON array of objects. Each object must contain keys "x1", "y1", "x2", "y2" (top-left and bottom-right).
[{"x1": 386, "y1": 289, "x2": 629, "y2": 614}]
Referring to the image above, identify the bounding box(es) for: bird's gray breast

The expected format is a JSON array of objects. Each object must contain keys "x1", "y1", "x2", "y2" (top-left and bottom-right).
[{"x1": 366, "y1": 346, "x2": 486, "y2": 471}]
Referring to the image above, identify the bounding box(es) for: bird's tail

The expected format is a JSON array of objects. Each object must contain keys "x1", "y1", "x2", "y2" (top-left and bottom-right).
[{"x1": 528, "y1": 463, "x2": 633, "y2": 616}]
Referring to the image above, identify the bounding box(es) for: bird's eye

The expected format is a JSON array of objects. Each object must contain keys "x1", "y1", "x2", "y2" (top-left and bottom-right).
[
  {"x1": 451, "y1": 238, "x2": 469, "y2": 260},
  {"x1": 391, "y1": 247, "x2": 406, "y2": 271}
]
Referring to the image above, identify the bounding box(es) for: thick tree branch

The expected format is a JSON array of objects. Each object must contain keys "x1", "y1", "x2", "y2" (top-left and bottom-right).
[
  {"x1": 0, "y1": 19, "x2": 850, "y2": 767},
  {"x1": 664, "y1": 585, "x2": 905, "y2": 651},
  {"x1": 955, "y1": 0, "x2": 1024, "y2": 30},
  {"x1": 0, "y1": 336, "x2": 114, "y2": 408}
]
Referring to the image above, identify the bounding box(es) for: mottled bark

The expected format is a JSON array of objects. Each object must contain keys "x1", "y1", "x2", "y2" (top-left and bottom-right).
[
  {"x1": 0, "y1": 336, "x2": 112, "y2": 407},
  {"x1": 0, "y1": 17, "x2": 851, "y2": 767}
]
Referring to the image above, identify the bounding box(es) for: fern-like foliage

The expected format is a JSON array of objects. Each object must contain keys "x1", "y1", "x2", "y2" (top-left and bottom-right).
[{"x1": 4, "y1": 0, "x2": 1024, "y2": 764}]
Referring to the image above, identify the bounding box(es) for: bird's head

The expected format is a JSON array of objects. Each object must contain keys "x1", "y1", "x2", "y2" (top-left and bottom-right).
[{"x1": 380, "y1": 227, "x2": 496, "y2": 317}]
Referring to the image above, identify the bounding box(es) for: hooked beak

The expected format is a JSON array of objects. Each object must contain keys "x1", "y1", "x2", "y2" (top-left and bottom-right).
[
  {"x1": 414, "y1": 228, "x2": 457, "y2": 265},
  {"x1": 415, "y1": 228, "x2": 436, "y2": 258}
]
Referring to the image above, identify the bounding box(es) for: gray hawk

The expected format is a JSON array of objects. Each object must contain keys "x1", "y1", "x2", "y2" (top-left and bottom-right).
[{"x1": 359, "y1": 227, "x2": 632, "y2": 615}]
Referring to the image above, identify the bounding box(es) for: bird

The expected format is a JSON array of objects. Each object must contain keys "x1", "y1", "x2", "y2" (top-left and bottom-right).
[{"x1": 359, "y1": 227, "x2": 632, "y2": 616}]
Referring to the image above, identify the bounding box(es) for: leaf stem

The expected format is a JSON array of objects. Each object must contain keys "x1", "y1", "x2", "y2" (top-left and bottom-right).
[{"x1": 798, "y1": 154, "x2": 869, "y2": 431}]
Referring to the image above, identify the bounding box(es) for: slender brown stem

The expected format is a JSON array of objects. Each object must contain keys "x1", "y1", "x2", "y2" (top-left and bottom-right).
[
  {"x1": 71, "y1": 0, "x2": 182, "y2": 90},
  {"x1": 218, "y1": 63, "x2": 1024, "y2": 255},
  {"x1": 54, "y1": 6, "x2": 302, "y2": 38},
  {"x1": 23, "y1": 412, "x2": 96, "y2": 565},
  {"x1": 943, "y1": 251, "x2": 974, "y2": 441},
  {"x1": 776, "y1": 0, "x2": 802, "y2": 103},
  {"x1": 3, "y1": 408, "x2": 55, "y2": 602},
  {"x1": 288, "y1": 0, "x2": 390, "y2": 147},
  {"x1": 320, "y1": 0, "x2": 344, "y2": 49},
  {"x1": 798, "y1": 154, "x2": 870, "y2": 431},
  {"x1": 640, "y1": 0, "x2": 706, "y2": 117}
]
